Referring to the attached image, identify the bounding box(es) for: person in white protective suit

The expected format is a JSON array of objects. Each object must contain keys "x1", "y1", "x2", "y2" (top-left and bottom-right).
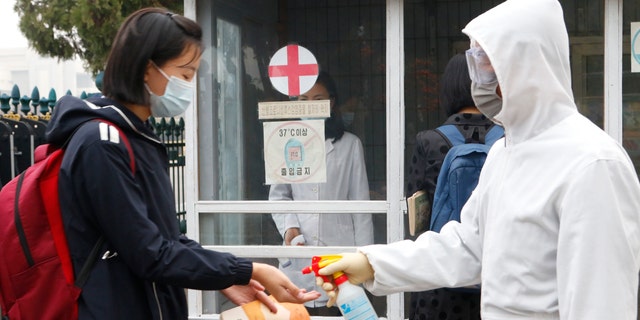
[{"x1": 317, "y1": 0, "x2": 640, "y2": 319}]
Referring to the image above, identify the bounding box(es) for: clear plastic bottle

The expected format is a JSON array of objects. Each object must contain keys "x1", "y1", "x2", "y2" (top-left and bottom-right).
[{"x1": 333, "y1": 271, "x2": 378, "y2": 320}]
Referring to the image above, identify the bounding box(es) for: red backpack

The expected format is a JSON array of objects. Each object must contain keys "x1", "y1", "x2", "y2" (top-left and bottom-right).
[{"x1": 0, "y1": 120, "x2": 134, "y2": 319}]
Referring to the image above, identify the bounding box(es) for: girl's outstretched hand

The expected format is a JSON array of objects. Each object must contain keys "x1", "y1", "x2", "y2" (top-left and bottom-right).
[{"x1": 252, "y1": 263, "x2": 321, "y2": 305}]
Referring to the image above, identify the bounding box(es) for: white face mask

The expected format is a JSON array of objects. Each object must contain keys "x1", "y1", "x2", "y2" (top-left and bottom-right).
[
  {"x1": 146, "y1": 62, "x2": 194, "y2": 117},
  {"x1": 471, "y1": 81, "x2": 502, "y2": 120},
  {"x1": 466, "y1": 43, "x2": 502, "y2": 121}
]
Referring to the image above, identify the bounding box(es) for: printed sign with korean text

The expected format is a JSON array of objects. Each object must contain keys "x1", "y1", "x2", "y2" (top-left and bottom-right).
[{"x1": 263, "y1": 120, "x2": 326, "y2": 184}]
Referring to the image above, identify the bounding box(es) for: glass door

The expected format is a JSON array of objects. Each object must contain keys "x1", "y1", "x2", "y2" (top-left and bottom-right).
[{"x1": 189, "y1": 0, "x2": 393, "y2": 317}]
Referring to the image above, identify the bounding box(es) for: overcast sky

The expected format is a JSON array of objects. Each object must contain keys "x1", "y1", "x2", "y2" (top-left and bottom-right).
[{"x1": 0, "y1": 0, "x2": 28, "y2": 49}]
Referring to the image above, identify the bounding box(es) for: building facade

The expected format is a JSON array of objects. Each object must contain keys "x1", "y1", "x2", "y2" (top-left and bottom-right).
[
  {"x1": 183, "y1": 0, "x2": 640, "y2": 318},
  {"x1": 0, "y1": 47, "x2": 97, "y2": 98}
]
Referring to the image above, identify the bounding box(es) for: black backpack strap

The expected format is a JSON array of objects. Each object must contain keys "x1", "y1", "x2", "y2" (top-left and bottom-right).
[
  {"x1": 75, "y1": 237, "x2": 105, "y2": 287},
  {"x1": 14, "y1": 171, "x2": 34, "y2": 267},
  {"x1": 73, "y1": 119, "x2": 135, "y2": 288}
]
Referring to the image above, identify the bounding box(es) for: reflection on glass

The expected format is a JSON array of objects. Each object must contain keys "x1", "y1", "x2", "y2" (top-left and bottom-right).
[
  {"x1": 217, "y1": 18, "x2": 243, "y2": 200},
  {"x1": 199, "y1": 18, "x2": 245, "y2": 258}
]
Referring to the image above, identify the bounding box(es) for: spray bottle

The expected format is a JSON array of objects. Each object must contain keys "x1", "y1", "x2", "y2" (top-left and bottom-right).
[{"x1": 302, "y1": 255, "x2": 378, "y2": 320}]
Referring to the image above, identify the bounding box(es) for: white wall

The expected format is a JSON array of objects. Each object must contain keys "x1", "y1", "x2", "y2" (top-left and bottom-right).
[{"x1": 0, "y1": 47, "x2": 98, "y2": 104}]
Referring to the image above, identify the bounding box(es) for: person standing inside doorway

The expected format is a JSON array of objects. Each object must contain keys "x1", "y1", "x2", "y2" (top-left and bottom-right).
[
  {"x1": 270, "y1": 71, "x2": 373, "y2": 316},
  {"x1": 406, "y1": 53, "x2": 497, "y2": 320}
]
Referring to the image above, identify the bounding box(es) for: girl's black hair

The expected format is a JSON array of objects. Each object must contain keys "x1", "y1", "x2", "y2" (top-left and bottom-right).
[
  {"x1": 315, "y1": 71, "x2": 345, "y2": 143},
  {"x1": 440, "y1": 53, "x2": 476, "y2": 116},
  {"x1": 102, "y1": 8, "x2": 203, "y2": 105}
]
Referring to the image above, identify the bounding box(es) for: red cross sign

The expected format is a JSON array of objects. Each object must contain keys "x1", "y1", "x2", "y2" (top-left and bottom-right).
[{"x1": 268, "y1": 45, "x2": 319, "y2": 96}]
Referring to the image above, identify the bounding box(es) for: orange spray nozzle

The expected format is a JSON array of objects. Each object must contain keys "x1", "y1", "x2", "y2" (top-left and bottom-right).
[{"x1": 301, "y1": 255, "x2": 342, "y2": 282}]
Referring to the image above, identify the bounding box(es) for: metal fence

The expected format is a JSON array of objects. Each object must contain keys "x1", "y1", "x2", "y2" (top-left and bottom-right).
[{"x1": 0, "y1": 84, "x2": 187, "y2": 233}]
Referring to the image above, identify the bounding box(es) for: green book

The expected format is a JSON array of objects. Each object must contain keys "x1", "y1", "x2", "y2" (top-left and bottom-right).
[{"x1": 407, "y1": 190, "x2": 430, "y2": 236}]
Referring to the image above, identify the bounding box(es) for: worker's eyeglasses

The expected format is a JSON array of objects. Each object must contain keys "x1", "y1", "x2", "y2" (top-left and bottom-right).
[{"x1": 465, "y1": 47, "x2": 497, "y2": 85}]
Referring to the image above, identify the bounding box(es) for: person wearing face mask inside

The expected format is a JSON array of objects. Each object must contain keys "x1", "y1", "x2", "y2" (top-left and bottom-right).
[
  {"x1": 46, "y1": 8, "x2": 320, "y2": 319},
  {"x1": 406, "y1": 53, "x2": 500, "y2": 320},
  {"x1": 270, "y1": 71, "x2": 373, "y2": 316},
  {"x1": 313, "y1": 0, "x2": 640, "y2": 319}
]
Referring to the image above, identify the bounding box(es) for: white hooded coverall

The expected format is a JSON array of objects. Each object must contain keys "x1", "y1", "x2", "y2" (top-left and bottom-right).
[{"x1": 359, "y1": 0, "x2": 640, "y2": 319}]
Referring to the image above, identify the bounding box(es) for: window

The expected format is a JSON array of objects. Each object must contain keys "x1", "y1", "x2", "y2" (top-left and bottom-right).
[{"x1": 192, "y1": 0, "x2": 389, "y2": 316}]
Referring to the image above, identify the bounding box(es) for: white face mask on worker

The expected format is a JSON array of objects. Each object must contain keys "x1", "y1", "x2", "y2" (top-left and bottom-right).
[
  {"x1": 471, "y1": 81, "x2": 502, "y2": 120},
  {"x1": 466, "y1": 45, "x2": 502, "y2": 120}
]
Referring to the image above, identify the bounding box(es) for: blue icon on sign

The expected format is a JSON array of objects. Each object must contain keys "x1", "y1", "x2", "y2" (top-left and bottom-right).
[
  {"x1": 284, "y1": 138, "x2": 305, "y2": 169},
  {"x1": 633, "y1": 28, "x2": 640, "y2": 66}
]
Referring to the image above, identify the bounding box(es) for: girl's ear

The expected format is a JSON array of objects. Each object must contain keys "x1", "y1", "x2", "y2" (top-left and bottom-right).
[{"x1": 143, "y1": 61, "x2": 154, "y2": 83}]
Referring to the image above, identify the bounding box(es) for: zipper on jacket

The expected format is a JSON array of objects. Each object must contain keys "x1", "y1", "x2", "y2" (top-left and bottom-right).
[{"x1": 152, "y1": 282, "x2": 163, "y2": 320}]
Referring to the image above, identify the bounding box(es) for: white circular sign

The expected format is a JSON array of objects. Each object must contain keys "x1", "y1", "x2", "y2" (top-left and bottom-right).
[
  {"x1": 263, "y1": 120, "x2": 326, "y2": 184},
  {"x1": 268, "y1": 45, "x2": 319, "y2": 97}
]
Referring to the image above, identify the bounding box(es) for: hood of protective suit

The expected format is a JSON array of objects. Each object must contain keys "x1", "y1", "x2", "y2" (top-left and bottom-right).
[{"x1": 462, "y1": 0, "x2": 577, "y2": 145}]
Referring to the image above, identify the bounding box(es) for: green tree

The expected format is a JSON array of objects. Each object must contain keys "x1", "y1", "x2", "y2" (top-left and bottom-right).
[{"x1": 14, "y1": 0, "x2": 183, "y2": 76}]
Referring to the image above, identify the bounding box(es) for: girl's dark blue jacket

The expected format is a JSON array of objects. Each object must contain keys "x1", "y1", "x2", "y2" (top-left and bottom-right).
[{"x1": 46, "y1": 95, "x2": 253, "y2": 319}]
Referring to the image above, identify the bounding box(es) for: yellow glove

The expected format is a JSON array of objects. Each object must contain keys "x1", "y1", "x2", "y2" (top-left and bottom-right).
[
  {"x1": 315, "y1": 276, "x2": 339, "y2": 307},
  {"x1": 315, "y1": 252, "x2": 374, "y2": 307}
]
